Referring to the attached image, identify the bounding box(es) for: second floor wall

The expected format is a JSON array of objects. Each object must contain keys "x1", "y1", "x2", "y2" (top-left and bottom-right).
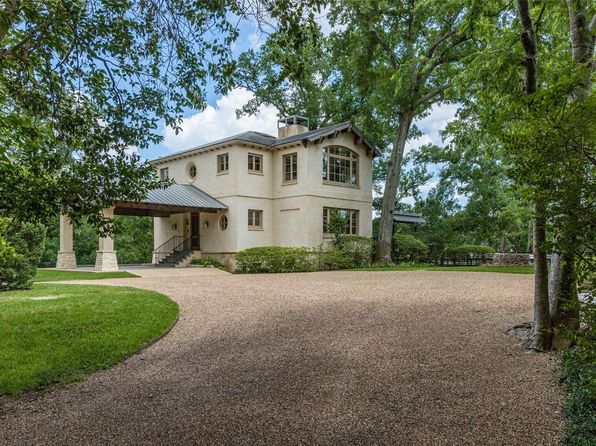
[{"x1": 152, "y1": 132, "x2": 374, "y2": 204}]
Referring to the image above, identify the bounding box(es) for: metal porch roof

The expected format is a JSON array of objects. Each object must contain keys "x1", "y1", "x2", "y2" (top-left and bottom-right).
[{"x1": 393, "y1": 212, "x2": 426, "y2": 225}]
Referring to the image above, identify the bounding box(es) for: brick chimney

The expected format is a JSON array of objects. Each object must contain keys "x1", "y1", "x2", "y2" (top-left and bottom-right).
[{"x1": 277, "y1": 116, "x2": 309, "y2": 138}]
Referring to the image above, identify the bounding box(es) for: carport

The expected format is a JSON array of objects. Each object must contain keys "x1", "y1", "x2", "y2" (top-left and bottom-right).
[{"x1": 56, "y1": 184, "x2": 227, "y2": 271}]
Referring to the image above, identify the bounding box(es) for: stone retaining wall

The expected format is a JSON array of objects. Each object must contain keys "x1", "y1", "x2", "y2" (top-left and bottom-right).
[{"x1": 491, "y1": 252, "x2": 531, "y2": 266}]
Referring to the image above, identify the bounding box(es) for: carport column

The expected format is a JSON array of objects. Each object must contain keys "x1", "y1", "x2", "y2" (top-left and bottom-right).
[
  {"x1": 95, "y1": 207, "x2": 119, "y2": 272},
  {"x1": 56, "y1": 214, "x2": 77, "y2": 269}
]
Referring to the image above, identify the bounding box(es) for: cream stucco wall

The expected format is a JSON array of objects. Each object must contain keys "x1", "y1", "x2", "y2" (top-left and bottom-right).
[{"x1": 151, "y1": 132, "x2": 374, "y2": 265}]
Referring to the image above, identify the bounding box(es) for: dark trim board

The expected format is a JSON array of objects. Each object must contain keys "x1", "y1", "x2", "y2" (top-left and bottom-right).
[{"x1": 113, "y1": 201, "x2": 219, "y2": 217}]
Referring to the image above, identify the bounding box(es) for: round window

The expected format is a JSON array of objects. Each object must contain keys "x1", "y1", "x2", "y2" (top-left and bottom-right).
[
  {"x1": 219, "y1": 215, "x2": 228, "y2": 231},
  {"x1": 186, "y1": 162, "x2": 197, "y2": 181}
]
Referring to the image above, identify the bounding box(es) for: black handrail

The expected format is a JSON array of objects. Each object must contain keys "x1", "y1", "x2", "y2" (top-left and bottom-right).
[
  {"x1": 153, "y1": 235, "x2": 183, "y2": 264},
  {"x1": 154, "y1": 235, "x2": 200, "y2": 264},
  {"x1": 172, "y1": 235, "x2": 199, "y2": 254}
]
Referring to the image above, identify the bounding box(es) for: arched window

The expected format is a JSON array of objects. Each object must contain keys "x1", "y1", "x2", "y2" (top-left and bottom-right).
[{"x1": 322, "y1": 146, "x2": 359, "y2": 186}]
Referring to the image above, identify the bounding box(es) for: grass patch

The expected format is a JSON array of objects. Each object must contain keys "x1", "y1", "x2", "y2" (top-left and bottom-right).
[
  {"x1": 0, "y1": 283, "x2": 178, "y2": 397},
  {"x1": 34, "y1": 269, "x2": 138, "y2": 282},
  {"x1": 349, "y1": 265, "x2": 534, "y2": 274}
]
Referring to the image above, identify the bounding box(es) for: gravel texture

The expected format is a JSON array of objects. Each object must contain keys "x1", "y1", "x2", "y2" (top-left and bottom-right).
[{"x1": 0, "y1": 270, "x2": 565, "y2": 445}]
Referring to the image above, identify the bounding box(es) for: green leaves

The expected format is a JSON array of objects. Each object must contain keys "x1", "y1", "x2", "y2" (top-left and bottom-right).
[{"x1": 0, "y1": 0, "x2": 240, "y2": 227}]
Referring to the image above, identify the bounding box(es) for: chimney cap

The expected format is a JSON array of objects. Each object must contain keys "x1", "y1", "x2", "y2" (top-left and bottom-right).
[{"x1": 277, "y1": 115, "x2": 309, "y2": 129}]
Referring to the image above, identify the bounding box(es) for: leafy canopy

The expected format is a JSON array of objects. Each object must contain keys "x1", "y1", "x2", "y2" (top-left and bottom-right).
[{"x1": 0, "y1": 0, "x2": 241, "y2": 228}]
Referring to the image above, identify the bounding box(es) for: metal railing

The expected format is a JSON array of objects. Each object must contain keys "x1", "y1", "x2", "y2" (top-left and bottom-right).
[
  {"x1": 153, "y1": 236, "x2": 183, "y2": 264},
  {"x1": 153, "y1": 235, "x2": 200, "y2": 264}
]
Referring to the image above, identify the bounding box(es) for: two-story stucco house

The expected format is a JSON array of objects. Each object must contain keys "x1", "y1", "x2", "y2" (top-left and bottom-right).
[
  {"x1": 54, "y1": 116, "x2": 379, "y2": 272},
  {"x1": 146, "y1": 117, "x2": 379, "y2": 269}
]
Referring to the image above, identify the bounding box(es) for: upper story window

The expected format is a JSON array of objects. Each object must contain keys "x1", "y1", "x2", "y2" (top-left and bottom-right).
[
  {"x1": 248, "y1": 153, "x2": 263, "y2": 174},
  {"x1": 159, "y1": 167, "x2": 169, "y2": 180},
  {"x1": 186, "y1": 162, "x2": 197, "y2": 182},
  {"x1": 322, "y1": 146, "x2": 359, "y2": 186},
  {"x1": 323, "y1": 207, "x2": 359, "y2": 236},
  {"x1": 217, "y1": 153, "x2": 229, "y2": 174},
  {"x1": 248, "y1": 209, "x2": 263, "y2": 230},
  {"x1": 283, "y1": 153, "x2": 298, "y2": 183}
]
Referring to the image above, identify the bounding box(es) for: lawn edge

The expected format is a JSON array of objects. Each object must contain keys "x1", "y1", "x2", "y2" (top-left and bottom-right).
[{"x1": 0, "y1": 285, "x2": 179, "y2": 405}]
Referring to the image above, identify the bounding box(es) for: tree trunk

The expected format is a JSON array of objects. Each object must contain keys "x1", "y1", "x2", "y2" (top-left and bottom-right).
[
  {"x1": 548, "y1": 253, "x2": 561, "y2": 313},
  {"x1": 550, "y1": 250, "x2": 580, "y2": 349},
  {"x1": 375, "y1": 110, "x2": 413, "y2": 262},
  {"x1": 530, "y1": 200, "x2": 552, "y2": 350},
  {"x1": 566, "y1": 0, "x2": 596, "y2": 99},
  {"x1": 548, "y1": 0, "x2": 596, "y2": 347},
  {"x1": 517, "y1": 0, "x2": 552, "y2": 350},
  {"x1": 499, "y1": 235, "x2": 508, "y2": 253},
  {"x1": 527, "y1": 220, "x2": 533, "y2": 252}
]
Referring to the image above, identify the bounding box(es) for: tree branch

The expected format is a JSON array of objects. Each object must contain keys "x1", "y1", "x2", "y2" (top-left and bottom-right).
[
  {"x1": 0, "y1": 19, "x2": 51, "y2": 59},
  {"x1": 0, "y1": 0, "x2": 21, "y2": 43},
  {"x1": 369, "y1": 26, "x2": 399, "y2": 70},
  {"x1": 414, "y1": 84, "x2": 449, "y2": 109}
]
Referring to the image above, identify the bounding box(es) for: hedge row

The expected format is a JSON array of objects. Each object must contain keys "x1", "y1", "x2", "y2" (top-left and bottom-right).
[
  {"x1": 443, "y1": 244, "x2": 496, "y2": 259},
  {"x1": 235, "y1": 239, "x2": 498, "y2": 273},
  {"x1": 392, "y1": 234, "x2": 428, "y2": 262},
  {"x1": 235, "y1": 237, "x2": 374, "y2": 273},
  {"x1": 236, "y1": 247, "x2": 315, "y2": 273}
]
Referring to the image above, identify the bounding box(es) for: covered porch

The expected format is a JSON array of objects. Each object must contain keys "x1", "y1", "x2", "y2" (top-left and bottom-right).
[{"x1": 56, "y1": 184, "x2": 228, "y2": 271}]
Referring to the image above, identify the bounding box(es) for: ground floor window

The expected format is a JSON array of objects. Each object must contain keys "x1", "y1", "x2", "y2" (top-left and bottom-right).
[
  {"x1": 248, "y1": 209, "x2": 263, "y2": 230},
  {"x1": 323, "y1": 207, "x2": 358, "y2": 235},
  {"x1": 219, "y1": 215, "x2": 228, "y2": 231}
]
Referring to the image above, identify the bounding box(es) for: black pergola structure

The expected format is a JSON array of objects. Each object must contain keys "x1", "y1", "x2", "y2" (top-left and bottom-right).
[{"x1": 392, "y1": 211, "x2": 426, "y2": 227}]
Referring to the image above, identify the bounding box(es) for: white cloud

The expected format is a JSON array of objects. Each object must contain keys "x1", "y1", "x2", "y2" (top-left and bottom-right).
[
  {"x1": 247, "y1": 31, "x2": 264, "y2": 49},
  {"x1": 163, "y1": 88, "x2": 279, "y2": 151},
  {"x1": 404, "y1": 103, "x2": 459, "y2": 156}
]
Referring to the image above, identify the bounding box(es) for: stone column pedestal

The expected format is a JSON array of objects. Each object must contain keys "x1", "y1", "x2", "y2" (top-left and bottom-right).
[
  {"x1": 57, "y1": 214, "x2": 77, "y2": 269},
  {"x1": 95, "y1": 250, "x2": 119, "y2": 272},
  {"x1": 56, "y1": 251, "x2": 77, "y2": 269}
]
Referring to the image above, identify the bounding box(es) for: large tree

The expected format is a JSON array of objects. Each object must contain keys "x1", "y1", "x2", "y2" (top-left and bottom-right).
[
  {"x1": 461, "y1": 0, "x2": 594, "y2": 349},
  {"x1": 326, "y1": 0, "x2": 483, "y2": 261},
  {"x1": 414, "y1": 115, "x2": 531, "y2": 252},
  {"x1": 0, "y1": 0, "x2": 242, "y2": 228}
]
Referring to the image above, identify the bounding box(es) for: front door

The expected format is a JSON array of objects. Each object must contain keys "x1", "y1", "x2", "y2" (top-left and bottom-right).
[{"x1": 190, "y1": 214, "x2": 200, "y2": 250}]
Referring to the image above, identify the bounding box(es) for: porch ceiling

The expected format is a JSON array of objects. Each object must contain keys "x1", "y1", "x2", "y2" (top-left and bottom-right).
[{"x1": 113, "y1": 184, "x2": 227, "y2": 217}]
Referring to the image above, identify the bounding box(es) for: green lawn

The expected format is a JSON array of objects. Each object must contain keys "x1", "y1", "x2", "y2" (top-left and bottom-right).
[
  {"x1": 350, "y1": 265, "x2": 534, "y2": 274},
  {"x1": 34, "y1": 269, "x2": 139, "y2": 282},
  {"x1": 0, "y1": 283, "x2": 178, "y2": 397}
]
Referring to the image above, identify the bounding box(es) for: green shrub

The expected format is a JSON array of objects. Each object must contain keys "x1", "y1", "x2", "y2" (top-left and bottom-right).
[
  {"x1": 561, "y1": 293, "x2": 596, "y2": 446},
  {"x1": 236, "y1": 246, "x2": 315, "y2": 273},
  {"x1": 0, "y1": 218, "x2": 46, "y2": 290},
  {"x1": 443, "y1": 244, "x2": 496, "y2": 259},
  {"x1": 319, "y1": 249, "x2": 356, "y2": 270},
  {"x1": 190, "y1": 256, "x2": 225, "y2": 270},
  {"x1": 337, "y1": 236, "x2": 374, "y2": 267},
  {"x1": 392, "y1": 234, "x2": 428, "y2": 262}
]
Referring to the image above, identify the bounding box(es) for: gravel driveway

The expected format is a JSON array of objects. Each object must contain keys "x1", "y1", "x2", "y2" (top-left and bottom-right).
[{"x1": 0, "y1": 270, "x2": 565, "y2": 445}]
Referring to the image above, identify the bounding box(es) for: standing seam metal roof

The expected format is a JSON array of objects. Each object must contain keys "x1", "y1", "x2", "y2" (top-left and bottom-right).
[
  {"x1": 144, "y1": 184, "x2": 227, "y2": 209},
  {"x1": 392, "y1": 212, "x2": 426, "y2": 225}
]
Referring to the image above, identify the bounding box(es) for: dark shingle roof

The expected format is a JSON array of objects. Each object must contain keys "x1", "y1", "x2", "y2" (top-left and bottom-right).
[
  {"x1": 393, "y1": 212, "x2": 426, "y2": 225},
  {"x1": 145, "y1": 184, "x2": 227, "y2": 210},
  {"x1": 152, "y1": 122, "x2": 380, "y2": 164}
]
